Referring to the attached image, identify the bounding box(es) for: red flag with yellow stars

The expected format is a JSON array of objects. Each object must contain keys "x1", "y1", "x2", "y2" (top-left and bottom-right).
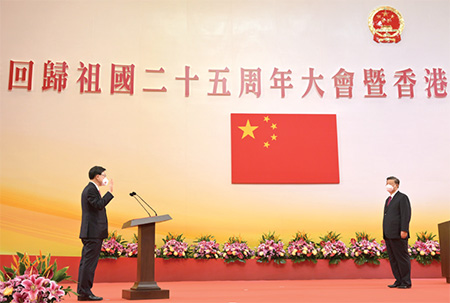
[{"x1": 231, "y1": 113, "x2": 340, "y2": 184}]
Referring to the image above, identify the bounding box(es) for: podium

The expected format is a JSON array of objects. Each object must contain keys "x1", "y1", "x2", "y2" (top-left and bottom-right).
[
  {"x1": 438, "y1": 220, "x2": 450, "y2": 283},
  {"x1": 122, "y1": 214, "x2": 172, "y2": 299}
]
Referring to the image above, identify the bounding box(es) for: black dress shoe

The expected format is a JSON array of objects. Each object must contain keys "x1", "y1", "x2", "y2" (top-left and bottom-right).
[
  {"x1": 387, "y1": 284, "x2": 399, "y2": 288},
  {"x1": 397, "y1": 285, "x2": 411, "y2": 289},
  {"x1": 78, "y1": 295, "x2": 103, "y2": 301}
]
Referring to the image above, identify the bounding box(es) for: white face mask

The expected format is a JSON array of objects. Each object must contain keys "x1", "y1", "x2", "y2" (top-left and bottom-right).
[
  {"x1": 386, "y1": 184, "x2": 394, "y2": 193},
  {"x1": 102, "y1": 177, "x2": 109, "y2": 186}
]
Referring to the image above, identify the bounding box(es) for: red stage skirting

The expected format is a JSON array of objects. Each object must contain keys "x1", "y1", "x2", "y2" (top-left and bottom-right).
[
  {"x1": 0, "y1": 255, "x2": 441, "y2": 282},
  {"x1": 61, "y1": 280, "x2": 450, "y2": 303}
]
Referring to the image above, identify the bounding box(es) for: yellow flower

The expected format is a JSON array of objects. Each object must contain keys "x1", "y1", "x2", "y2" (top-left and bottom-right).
[
  {"x1": 259, "y1": 251, "x2": 264, "y2": 256},
  {"x1": 355, "y1": 252, "x2": 359, "y2": 257},
  {"x1": 420, "y1": 251, "x2": 425, "y2": 256},
  {"x1": 431, "y1": 251, "x2": 436, "y2": 256},
  {"x1": 292, "y1": 249, "x2": 298, "y2": 255},
  {"x1": 174, "y1": 251, "x2": 178, "y2": 256},
  {"x1": 3, "y1": 287, "x2": 13, "y2": 296},
  {"x1": 312, "y1": 250, "x2": 317, "y2": 255},
  {"x1": 182, "y1": 252, "x2": 186, "y2": 257},
  {"x1": 363, "y1": 250, "x2": 369, "y2": 254},
  {"x1": 279, "y1": 253, "x2": 284, "y2": 257},
  {"x1": 194, "y1": 253, "x2": 198, "y2": 258}
]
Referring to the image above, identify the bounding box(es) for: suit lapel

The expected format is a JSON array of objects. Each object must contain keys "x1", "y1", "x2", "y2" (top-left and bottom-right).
[
  {"x1": 384, "y1": 197, "x2": 390, "y2": 212},
  {"x1": 88, "y1": 182, "x2": 101, "y2": 197},
  {"x1": 387, "y1": 191, "x2": 402, "y2": 210}
]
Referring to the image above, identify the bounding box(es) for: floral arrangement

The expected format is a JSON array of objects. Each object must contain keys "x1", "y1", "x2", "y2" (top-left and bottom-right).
[
  {"x1": 287, "y1": 232, "x2": 318, "y2": 263},
  {"x1": 192, "y1": 235, "x2": 221, "y2": 259},
  {"x1": 100, "y1": 231, "x2": 127, "y2": 259},
  {"x1": 1, "y1": 274, "x2": 66, "y2": 303},
  {"x1": 123, "y1": 234, "x2": 138, "y2": 258},
  {"x1": 378, "y1": 240, "x2": 389, "y2": 259},
  {"x1": 319, "y1": 232, "x2": 349, "y2": 264},
  {"x1": 349, "y1": 232, "x2": 383, "y2": 265},
  {"x1": 124, "y1": 243, "x2": 138, "y2": 258},
  {"x1": 222, "y1": 236, "x2": 255, "y2": 263},
  {"x1": 255, "y1": 232, "x2": 286, "y2": 264},
  {"x1": 156, "y1": 233, "x2": 190, "y2": 259},
  {"x1": 409, "y1": 231, "x2": 440, "y2": 265},
  {"x1": 0, "y1": 252, "x2": 75, "y2": 303}
]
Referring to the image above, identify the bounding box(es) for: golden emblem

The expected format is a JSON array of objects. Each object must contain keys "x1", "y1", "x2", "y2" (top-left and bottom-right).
[{"x1": 368, "y1": 6, "x2": 404, "y2": 43}]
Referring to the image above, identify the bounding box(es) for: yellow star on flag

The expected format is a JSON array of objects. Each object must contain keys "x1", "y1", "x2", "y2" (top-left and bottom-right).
[
  {"x1": 264, "y1": 141, "x2": 270, "y2": 148},
  {"x1": 264, "y1": 116, "x2": 270, "y2": 122},
  {"x1": 271, "y1": 123, "x2": 277, "y2": 130},
  {"x1": 238, "y1": 120, "x2": 259, "y2": 139},
  {"x1": 271, "y1": 134, "x2": 277, "y2": 141}
]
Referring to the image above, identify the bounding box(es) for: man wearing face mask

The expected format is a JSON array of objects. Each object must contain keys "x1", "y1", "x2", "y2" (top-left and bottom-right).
[
  {"x1": 383, "y1": 176, "x2": 412, "y2": 289},
  {"x1": 78, "y1": 166, "x2": 114, "y2": 301}
]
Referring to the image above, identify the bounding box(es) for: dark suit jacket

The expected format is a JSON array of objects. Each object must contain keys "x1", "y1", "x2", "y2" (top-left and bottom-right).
[
  {"x1": 79, "y1": 182, "x2": 114, "y2": 239},
  {"x1": 383, "y1": 191, "x2": 411, "y2": 239}
]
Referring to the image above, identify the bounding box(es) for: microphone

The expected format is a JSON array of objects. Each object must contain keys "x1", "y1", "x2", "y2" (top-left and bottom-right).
[
  {"x1": 129, "y1": 192, "x2": 151, "y2": 217},
  {"x1": 134, "y1": 192, "x2": 158, "y2": 217}
]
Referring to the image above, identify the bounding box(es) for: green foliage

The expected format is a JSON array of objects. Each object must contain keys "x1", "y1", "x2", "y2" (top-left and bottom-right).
[
  {"x1": 107, "y1": 230, "x2": 128, "y2": 245},
  {"x1": 163, "y1": 232, "x2": 186, "y2": 243},
  {"x1": 227, "y1": 235, "x2": 247, "y2": 244},
  {"x1": 355, "y1": 231, "x2": 375, "y2": 242},
  {"x1": 194, "y1": 234, "x2": 215, "y2": 243},
  {"x1": 416, "y1": 231, "x2": 436, "y2": 242},
  {"x1": 259, "y1": 231, "x2": 281, "y2": 243},
  {"x1": 319, "y1": 231, "x2": 341, "y2": 242},
  {"x1": 291, "y1": 231, "x2": 313, "y2": 243}
]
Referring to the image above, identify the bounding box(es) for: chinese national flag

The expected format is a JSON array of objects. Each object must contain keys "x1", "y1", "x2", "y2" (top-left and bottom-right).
[{"x1": 231, "y1": 114, "x2": 340, "y2": 184}]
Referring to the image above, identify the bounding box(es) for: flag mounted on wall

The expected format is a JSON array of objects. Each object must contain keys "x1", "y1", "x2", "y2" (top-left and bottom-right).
[{"x1": 231, "y1": 113, "x2": 340, "y2": 184}]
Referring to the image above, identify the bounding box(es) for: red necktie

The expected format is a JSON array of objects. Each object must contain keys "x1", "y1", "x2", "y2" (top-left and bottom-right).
[{"x1": 387, "y1": 196, "x2": 392, "y2": 206}]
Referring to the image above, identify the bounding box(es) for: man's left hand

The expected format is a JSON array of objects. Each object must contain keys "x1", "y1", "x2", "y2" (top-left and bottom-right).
[{"x1": 400, "y1": 231, "x2": 408, "y2": 239}]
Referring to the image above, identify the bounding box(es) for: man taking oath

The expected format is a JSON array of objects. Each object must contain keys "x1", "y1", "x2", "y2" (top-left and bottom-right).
[
  {"x1": 78, "y1": 166, "x2": 114, "y2": 301},
  {"x1": 383, "y1": 176, "x2": 412, "y2": 289}
]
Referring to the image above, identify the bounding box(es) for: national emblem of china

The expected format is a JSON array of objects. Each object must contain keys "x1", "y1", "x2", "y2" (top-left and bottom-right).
[{"x1": 368, "y1": 6, "x2": 404, "y2": 43}]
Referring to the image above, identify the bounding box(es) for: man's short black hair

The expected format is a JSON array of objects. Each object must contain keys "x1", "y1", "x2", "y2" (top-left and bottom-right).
[
  {"x1": 386, "y1": 176, "x2": 400, "y2": 185},
  {"x1": 89, "y1": 166, "x2": 106, "y2": 180}
]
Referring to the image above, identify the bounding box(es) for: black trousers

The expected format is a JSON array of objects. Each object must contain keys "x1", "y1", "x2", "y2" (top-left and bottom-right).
[
  {"x1": 77, "y1": 238, "x2": 103, "y2": 296},
  {"x1": 385, "y1": 238, "x2": 411, "y2": 286}
]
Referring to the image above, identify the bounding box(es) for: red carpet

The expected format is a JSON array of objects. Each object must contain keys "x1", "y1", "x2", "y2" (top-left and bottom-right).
[{"x1": 62, "y1": 279, "x2": 449, "y2": 303}]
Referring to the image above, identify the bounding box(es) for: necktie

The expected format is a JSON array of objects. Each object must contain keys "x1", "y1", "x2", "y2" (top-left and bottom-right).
[{"x1": 387, "y1": 196, "x2": 392, "y2": 207}]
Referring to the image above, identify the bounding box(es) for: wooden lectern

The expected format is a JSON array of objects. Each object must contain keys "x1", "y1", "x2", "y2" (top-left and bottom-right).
[
  {"x1": 438, "y1": 220, "x2": 450, "y2": 283},
  {"x1": 122, "y1": 214, "x2": 172, "y2": 299}
]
